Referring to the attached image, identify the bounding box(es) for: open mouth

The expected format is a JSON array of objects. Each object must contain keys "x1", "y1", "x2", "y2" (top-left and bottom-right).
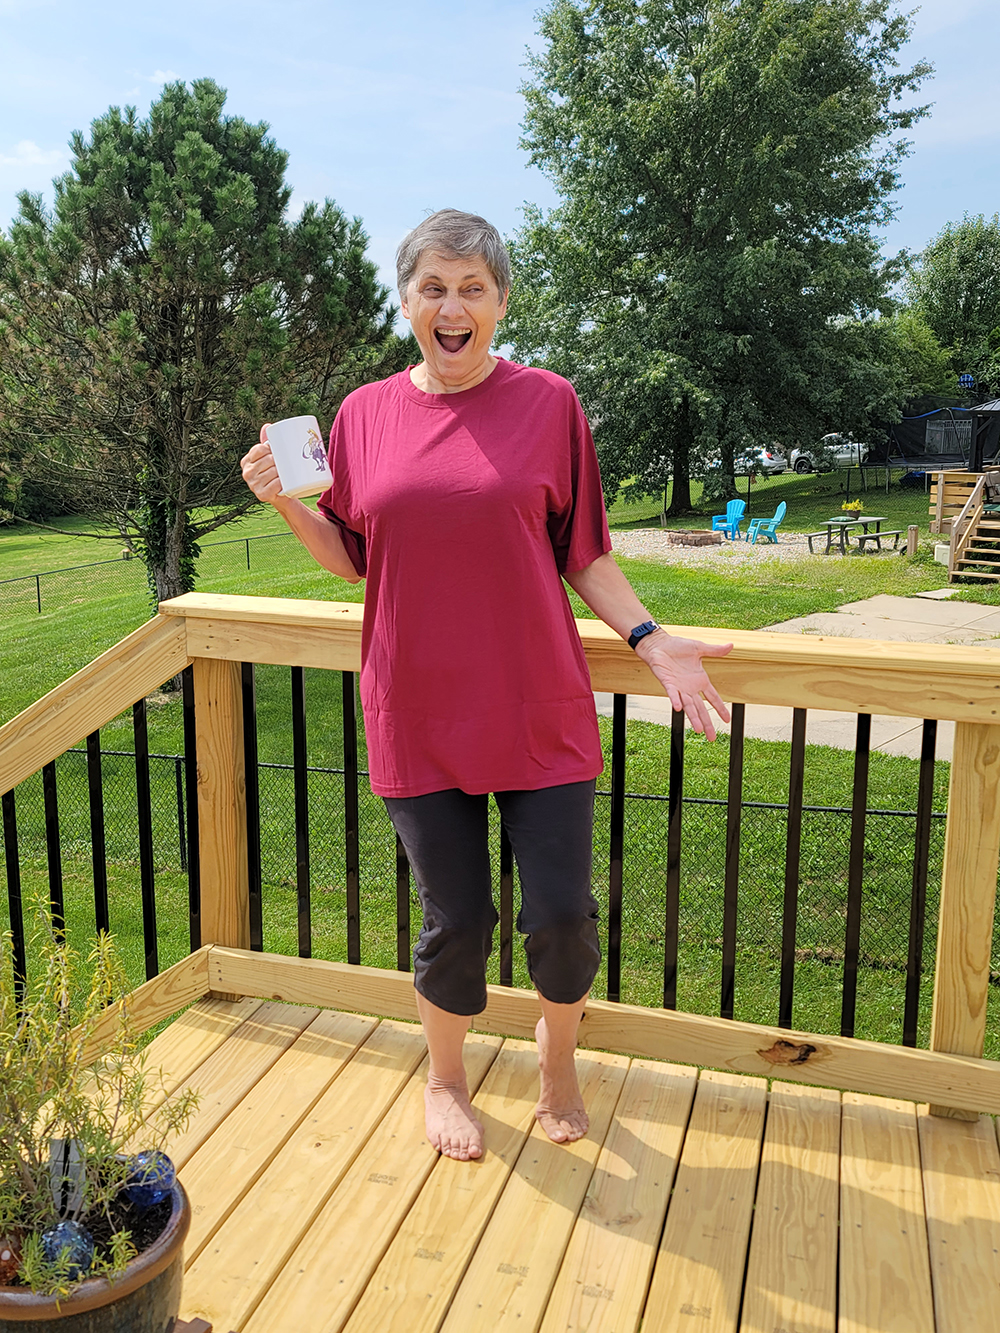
[{"x1": 434, "y1": 328, "x2": 473, "y2": 354}]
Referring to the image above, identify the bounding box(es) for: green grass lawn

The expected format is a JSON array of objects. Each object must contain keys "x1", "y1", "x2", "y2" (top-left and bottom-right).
[
  {"x1": 607, "y1": 467, "x2": 935, "y2": 534},
  {"x1": 2, "y1": 483, "x2": 996, "y2": 1053}
]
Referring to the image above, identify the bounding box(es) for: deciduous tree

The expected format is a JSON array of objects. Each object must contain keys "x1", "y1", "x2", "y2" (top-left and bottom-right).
[
  {"x1": 904, "y1": 213, "x2": 1000, "y2": 398},
  {"x1": 507, "y1": 0, "x2": 931, "y2": 513}
]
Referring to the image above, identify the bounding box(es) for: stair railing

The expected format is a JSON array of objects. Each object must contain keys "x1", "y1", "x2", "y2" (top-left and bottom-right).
[{"x1": 948, "y1": 474, "x2": 986, "y2": 578}]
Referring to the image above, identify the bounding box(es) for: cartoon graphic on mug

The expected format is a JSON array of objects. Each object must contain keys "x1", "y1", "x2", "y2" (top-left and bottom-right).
[
  {"x1": 265, "y1": 416, "x2": 333, "y2": 498},
  {"x1": 302, "y1": 427, "x2": 327, "y2": 472}
]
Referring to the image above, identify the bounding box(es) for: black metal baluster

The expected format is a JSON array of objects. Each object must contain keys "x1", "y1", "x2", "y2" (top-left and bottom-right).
[
  {"x1": 779, "y1": 709, "x2": 807, "y2": 1029},
  {"x1": 2, "y1": 791, "x2": 26, "y2": 1001},
  {"x1": 395, "y1": 835, "x2": 411, "y2": 972},
  {"x1": 499, "y1": 819, "x2": 514, "y2": 987},
  {"x1": 133, "y1": 699, "x2": 158, "y2": 979},
  {"x1": 174, "y1": 759, "x2": 187, "y2": 874},
  {"x1": 292, "y1": 668, "x2": 312, "y2": 959},
  {"x1": 86, "y1": 731, "x2": 110, "y2": 936},
  {"x1": 241, "y1": 663, "x2": 263, "y2": 952},
  {"x1": 607, "y1": 694, "x2": 627, "y2": 1003},
  {"x1": 663, "y1": 708, "x2": 685, "y2": 1010},
  {"x1": 182, "y1": 666, "x2": 201, "y2": 952},
  {"x1": 841, "y1": 713, "x2": 871, "y2": 1038},
  {"x1": 42, "y1": 761, "x2": 64, "y2": 940},
  {"x1": 903, "y1": 719, "x2": 938, "y2": 1046},
  {"x1": 342, "y1": 671, "x2": 360, "y2": 965},
  {"x1": 721, "y1": 703, "x2": 746, "y2": 1020}
]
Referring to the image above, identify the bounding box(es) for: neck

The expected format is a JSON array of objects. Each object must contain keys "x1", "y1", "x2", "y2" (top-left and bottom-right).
[{"x1": 410, "y1": 354, "x2": 498, "y2": 395}]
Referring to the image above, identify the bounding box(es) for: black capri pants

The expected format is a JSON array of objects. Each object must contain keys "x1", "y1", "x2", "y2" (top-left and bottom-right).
[{"x1": 384, "y1": 779, "x2": 600, "y2": 1016}]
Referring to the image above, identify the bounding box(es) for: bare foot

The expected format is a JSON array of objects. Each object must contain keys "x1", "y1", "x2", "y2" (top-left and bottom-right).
[
  {"x1": 424, "y1": 1077, "x2": 484, "y2": 1161},
  {"x1": 534, "y1": 1017, "x2": 589, "y2": 1143}
]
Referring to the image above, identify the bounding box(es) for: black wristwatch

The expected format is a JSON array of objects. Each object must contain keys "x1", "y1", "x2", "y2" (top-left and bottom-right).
[{"x1": 627, "y1": 620, "x2": 661, "y2": 650}]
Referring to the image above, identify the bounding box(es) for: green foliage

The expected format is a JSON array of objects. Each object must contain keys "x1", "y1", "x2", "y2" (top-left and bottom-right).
[
  {"x1": 507, "y1": 0, "x2": 932, "y2": 512},
  {"x1": 0, "y1": 79, "x2": 407, "y2": 600},
  {"x1": 877, "y1": 307, "x2": 959, "y2": 410},
  {"x1": 0, "y1": 905, "x2": 197, "y2": 1296},
  {"x1": 905, "y1": 213, "x2": 1000, "y2": 397}
]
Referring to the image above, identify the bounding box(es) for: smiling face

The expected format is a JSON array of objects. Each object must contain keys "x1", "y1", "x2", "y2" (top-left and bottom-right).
[{"x1": 400, "y1": 251, "x2": 508, "y2": 393}]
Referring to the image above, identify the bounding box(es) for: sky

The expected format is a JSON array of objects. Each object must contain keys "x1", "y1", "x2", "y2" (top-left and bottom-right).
[{"x1": 1, "y1": 0, "x2": 997, "y2": 307}]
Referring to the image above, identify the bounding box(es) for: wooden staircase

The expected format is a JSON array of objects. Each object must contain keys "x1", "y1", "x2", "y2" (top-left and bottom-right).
[{"x1": 948, "y1": 474, "x2": 1000, "y2": 581}]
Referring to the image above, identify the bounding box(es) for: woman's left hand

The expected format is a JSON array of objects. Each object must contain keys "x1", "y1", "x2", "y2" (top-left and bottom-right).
[{"x1": 634, "y1": 632, "x2": 733, "y2": 741}]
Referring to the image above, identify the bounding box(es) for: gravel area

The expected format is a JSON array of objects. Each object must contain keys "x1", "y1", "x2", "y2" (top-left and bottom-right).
[{"x1": 610, "y1": 528, "x2": 820, "y2": 566}]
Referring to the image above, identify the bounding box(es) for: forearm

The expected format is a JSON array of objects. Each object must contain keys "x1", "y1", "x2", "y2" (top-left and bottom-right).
[
  {"x1": 563, "y1": 551, "x2": 655, "y2": 642},
  {"x1": 272, "y1": 496, "x2": 363, "y2": 584}
]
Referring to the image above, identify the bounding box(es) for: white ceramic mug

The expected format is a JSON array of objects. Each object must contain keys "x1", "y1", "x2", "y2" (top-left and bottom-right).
[{"x1": 264, "y1": 416, "x2": 332, "y2": 498}]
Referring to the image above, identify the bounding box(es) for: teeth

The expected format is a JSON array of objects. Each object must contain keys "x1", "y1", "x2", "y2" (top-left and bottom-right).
[{"x1": 437, "y1": 328, "x2": 471, "y2": 335}]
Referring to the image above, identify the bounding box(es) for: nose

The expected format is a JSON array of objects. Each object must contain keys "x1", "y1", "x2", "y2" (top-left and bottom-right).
[{"x1": 440, "y1": 290, "x2": 465, "y2": 318}]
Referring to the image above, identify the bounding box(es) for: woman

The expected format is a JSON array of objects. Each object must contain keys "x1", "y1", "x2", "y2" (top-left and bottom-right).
[{"x1": 241, "y1": 209, "x2": 731, "y2": 1162}]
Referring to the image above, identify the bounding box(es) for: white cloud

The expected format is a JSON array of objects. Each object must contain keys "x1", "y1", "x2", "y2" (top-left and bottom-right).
[
  {"x1": 143, "y1": 69, "x2": 180, "y2": 84},
  {"x1": 0, "y1": 140, "x2": 66, "y2": 168}
]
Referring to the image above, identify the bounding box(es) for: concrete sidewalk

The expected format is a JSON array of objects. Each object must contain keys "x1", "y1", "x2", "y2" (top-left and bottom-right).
[{"x1": 594, "y1": 591, "x2": 1000, "y2": 761}]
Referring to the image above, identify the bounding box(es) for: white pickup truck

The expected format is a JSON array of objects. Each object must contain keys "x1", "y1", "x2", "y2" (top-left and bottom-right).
[{"x1": 789, "y1": 434, "x2": 869, "y2": 473}]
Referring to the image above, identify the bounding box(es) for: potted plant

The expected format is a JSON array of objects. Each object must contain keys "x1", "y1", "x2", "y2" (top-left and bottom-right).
[
  {"x1": 841, "y1": 499, "x2": 864, "y2": 514},
  {"x1": 0, "y1": 907, "x2": 197, "y2": 1330}
]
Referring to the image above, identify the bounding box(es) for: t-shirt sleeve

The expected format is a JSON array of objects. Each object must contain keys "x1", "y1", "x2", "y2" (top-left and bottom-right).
[
  {"x1": 547, "y1": 391, "x2": 613, "y2": 575},
  {"x1": 317, "y1": 403, "x2": 367, "y2": 577}
]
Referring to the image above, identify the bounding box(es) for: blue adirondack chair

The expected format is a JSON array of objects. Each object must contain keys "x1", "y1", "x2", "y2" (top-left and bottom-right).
[
  {"x1": 747, "y1": 501, "x2": 787, "y2": 545},
  {"x1": 711, "y1": 498, "x2": 746, "y2": 540}
]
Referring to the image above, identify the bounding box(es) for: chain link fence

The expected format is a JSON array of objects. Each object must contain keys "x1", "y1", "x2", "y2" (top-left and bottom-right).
[{"x1": 2, "y1": 728, "x2": 962, "y2": 1048}]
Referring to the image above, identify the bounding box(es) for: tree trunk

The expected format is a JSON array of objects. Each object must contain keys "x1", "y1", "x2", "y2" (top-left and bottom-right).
[{"x1": 664, "y1": 422, "x2": 695, "y2": 516}]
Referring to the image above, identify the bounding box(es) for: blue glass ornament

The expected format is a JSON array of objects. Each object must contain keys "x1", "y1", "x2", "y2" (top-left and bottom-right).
[
  {"x1": 41, "y1": 1220, "x2": 94, "y2": 1280},
  {"x1": 123, "y1": 1150, "x2": 176, "y2": 1210}
]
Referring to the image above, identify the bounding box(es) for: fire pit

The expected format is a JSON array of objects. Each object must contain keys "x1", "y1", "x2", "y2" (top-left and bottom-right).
[{"x1": 662, "y1": 530, "x2": 723, "y2": 547}]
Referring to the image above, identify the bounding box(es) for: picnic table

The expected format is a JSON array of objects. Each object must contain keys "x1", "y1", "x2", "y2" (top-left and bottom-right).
[{"x1": 808, "y1": 515, "x2": 901, "y2": 555}]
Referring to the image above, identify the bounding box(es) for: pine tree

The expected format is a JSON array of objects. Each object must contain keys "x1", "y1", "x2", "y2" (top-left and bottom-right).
[{"x1": 0, "y1": 79, "x2": 408, "y2": 599}]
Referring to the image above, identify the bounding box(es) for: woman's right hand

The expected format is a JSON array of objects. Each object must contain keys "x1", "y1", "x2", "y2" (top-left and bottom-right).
[{"x1": 241, "y1": 425, "x2": 284, "y2": 505}]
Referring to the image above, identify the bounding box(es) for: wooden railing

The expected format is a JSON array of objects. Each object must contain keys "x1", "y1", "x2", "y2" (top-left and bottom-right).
[{"x1": 4, "y1": 592, "x2": 1000, "y2": 1119}]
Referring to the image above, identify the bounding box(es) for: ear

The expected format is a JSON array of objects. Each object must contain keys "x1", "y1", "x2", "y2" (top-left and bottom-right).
[
  {"x1": 497, "y1": 288, "x2": 509, "y2": 320},
  {"x1": 399, "y1": 284, "x2": 411, "y2": 321}
]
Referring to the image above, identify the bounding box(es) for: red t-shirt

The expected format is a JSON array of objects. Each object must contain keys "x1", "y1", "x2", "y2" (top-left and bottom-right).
[{"x1": 317, "y1": 358, "x2": 612, "y2": 798}]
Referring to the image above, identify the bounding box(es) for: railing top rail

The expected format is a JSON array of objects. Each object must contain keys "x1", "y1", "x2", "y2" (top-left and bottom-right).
[
  {"x1": 0, "y1": 614, "x2": 190, "y2": 794},
  {"x1": 161, "y1": 593, "x2": 1000, "y2": 724}
]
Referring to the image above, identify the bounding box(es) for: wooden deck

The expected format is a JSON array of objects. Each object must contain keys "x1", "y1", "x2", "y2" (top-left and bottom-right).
[{"x1": 134, "y1": 995, "x2": 1000, "y2": 1333}]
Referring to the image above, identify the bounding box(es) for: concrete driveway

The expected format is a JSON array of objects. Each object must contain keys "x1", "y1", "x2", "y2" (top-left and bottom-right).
[{"x1": 594, "y1": 590, "x2": 1000, "y2": 761}]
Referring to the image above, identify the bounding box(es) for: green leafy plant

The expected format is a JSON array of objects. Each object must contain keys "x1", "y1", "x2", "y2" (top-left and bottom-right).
[{"x1": 0, "y1": 904, "x2": 197, "y2": 1298}]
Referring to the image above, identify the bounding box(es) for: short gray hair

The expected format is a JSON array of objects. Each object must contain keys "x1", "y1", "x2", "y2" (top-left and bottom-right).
[{"x1": 396, "y1": 209, "x2": 511, "y2": 299}]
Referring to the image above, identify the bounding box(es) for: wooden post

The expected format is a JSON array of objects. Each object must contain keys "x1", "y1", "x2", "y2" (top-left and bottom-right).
[
  {"x1": 933, "y1": 471, "x2": 945, "y2": 535},
  {"x1": 929, "y1": 721, "x2": 1000, "y2": 1117},
  {"x1": 192, "y1": 658, "x2": 249, "y2": 987},
  {"x1": 907, "y1": 524, "x2": 919, "y2": 557}
]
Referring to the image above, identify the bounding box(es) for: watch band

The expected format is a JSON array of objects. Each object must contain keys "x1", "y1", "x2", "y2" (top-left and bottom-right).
[{"x1": 627, "y1": 620, "x2": 660, "y2": 650}]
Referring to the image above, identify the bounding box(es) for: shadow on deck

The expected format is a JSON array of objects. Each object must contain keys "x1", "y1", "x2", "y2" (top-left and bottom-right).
[{"x1": 144, "y1": 991, "x2": 1000, "y2": 1333}]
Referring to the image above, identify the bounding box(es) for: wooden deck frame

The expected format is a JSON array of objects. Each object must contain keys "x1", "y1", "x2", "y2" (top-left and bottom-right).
[
  {"x1": 77, "y1": 944, "x2": 1000, "y2": 1119},
  {"x1": 5, "y1": 591, "x2": 1000, "y2": 1121}
]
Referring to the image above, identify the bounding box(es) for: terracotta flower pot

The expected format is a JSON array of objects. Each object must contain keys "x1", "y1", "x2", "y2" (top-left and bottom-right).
[{"x1": 0, "y1": 1182, "x2": 189, "y2": 1332}]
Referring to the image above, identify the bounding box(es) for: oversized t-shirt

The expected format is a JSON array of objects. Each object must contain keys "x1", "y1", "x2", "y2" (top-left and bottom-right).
[{"x1": 317, "y1": 358, "x2": 612, "y2": 798}]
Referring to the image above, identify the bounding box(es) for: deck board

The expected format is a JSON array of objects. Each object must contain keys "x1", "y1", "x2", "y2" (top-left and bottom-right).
[
  {"x1": 643, "y1": 1070, "x2": 768, "y2": 1333},
  {"x1": 180, "y1": 1009, "x2": 377, "y2": 1265},
  {"x1": 179, "y1": 1018, "x2": 428, "y2": 1331},
  {"x1": 839, "y1": 1092, "x2": 935, "y2": 1333},
  {"x1": 152, "y1": 999, "x2": 1000, "y2": 1333},
  {"x1": 343, "y1": 1038, "x2": 541, "y2": 1333},
  {"x1": 919, "y1": 1108, "x2": 1000, "y2": 1333},
  {"x1": 438, "y1": 1049, "x2": 629, "y2": 1333},
  {"x1": 740, "y1": 1081, "x2": 840, "y2": 1333},
  {"x1": 539, "y1": 1059, "x2": 697, "y2": 1333},
  {"x1": 245, "y1": 1033, "x2": 502, "y2": 1333}
]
